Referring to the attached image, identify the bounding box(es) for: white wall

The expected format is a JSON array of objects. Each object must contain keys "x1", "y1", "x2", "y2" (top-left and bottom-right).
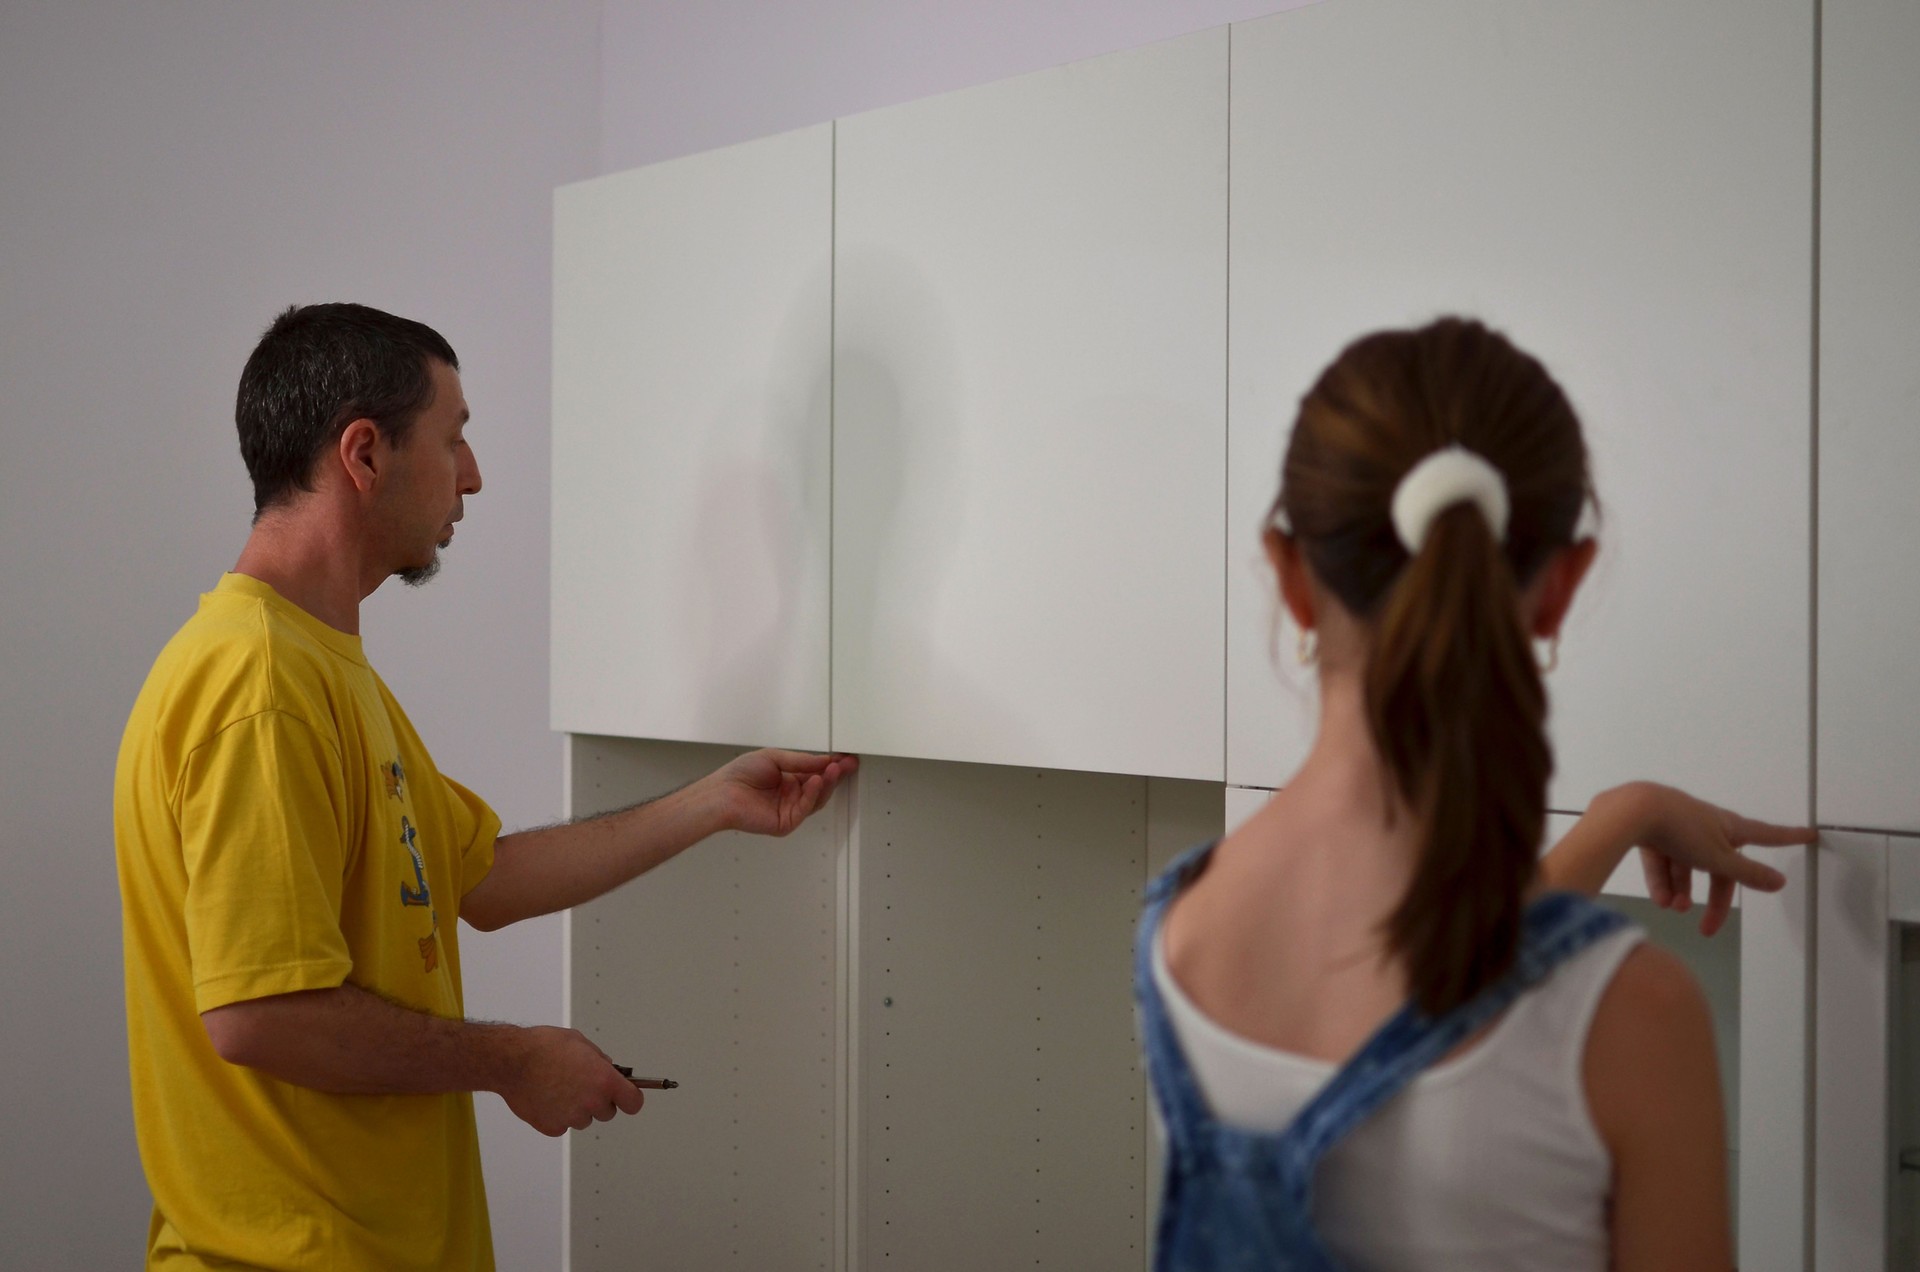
[
  {"x1": 597, "y1": 0, "x2": 1317, "y2": 171},
  {"x1": 0, "y1": 3, "x2": 597, "y2": 1268}
]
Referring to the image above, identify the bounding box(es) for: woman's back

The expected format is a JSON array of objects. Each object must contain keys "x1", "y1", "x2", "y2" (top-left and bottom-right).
[{"x1": 1156, "y1": 802, "x2": 1645, "y2": 1270}]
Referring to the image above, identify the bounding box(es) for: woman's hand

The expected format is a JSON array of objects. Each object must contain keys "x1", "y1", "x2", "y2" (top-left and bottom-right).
[
  {"x1": 1616, "y1": 781, "x2": 1809, "y2": 936},
  {"x1": 1541, "y1": 782, "x2": 1812, "y2": 935}
]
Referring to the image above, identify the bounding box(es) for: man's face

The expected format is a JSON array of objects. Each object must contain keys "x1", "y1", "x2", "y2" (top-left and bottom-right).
[{"x1": 377, "y1": 360, "x2": 481, "y2": 586}]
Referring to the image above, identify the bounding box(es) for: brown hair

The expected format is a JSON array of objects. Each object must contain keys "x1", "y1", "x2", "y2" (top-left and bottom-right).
[{"x1": 1273, "y1": 317, "x2": 1592, "y2": 1016}]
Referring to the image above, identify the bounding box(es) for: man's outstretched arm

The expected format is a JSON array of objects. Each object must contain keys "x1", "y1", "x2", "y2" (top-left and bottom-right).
[
  {"x1": 459, "y1": 749, "x2": 857, "y2": 932},
  {"x1": 201, "y1": 984, "x2": 641, "y2": 1135}
]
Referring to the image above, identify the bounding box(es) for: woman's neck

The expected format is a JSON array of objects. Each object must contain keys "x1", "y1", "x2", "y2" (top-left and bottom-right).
[{"x1": 1277, "y1": 670, "x2": 1416, "y2": 837}]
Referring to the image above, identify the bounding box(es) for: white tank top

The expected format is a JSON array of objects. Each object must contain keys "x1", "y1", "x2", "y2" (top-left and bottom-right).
[{"x1": 1152, "y1": 924, "x2": 1643, "y2": 1272}]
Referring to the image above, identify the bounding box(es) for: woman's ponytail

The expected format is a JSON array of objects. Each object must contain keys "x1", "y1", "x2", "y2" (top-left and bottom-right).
[
  {"x1": 1276, "y1": 317, "x2": 1589, "y2": 1018},
  {"x1": 1365, "y1": 502, "x2": 1548, "y2": 1016}
]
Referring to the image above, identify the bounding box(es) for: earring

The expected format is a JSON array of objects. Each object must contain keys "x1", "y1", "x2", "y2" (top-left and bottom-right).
[
  {"x1": 1538, "y1": 635, "x2": 1560, "y2": 675},
  {"x1": 1298, "y1": 628, "x2": 1318, "y2": 666}
]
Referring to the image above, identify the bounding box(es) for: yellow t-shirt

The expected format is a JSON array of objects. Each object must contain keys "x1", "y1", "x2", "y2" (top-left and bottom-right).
[{"x1": 114, "y1": 573, "x2": 502, "y2": 1271}]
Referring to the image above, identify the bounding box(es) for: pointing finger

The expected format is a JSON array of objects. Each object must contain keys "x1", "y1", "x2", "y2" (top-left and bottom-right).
[{"x1": 1732, "y1": 818, "x2": 1819, "y2": 849}]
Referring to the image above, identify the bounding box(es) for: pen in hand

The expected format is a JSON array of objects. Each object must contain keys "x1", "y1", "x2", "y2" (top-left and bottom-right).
[{"x1": 614, "y1": 1064, "x2": 678, "y2": 1090}]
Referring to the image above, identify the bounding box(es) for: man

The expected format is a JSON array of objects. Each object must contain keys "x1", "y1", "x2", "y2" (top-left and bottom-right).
[{"x1": 113, "y1": 302, "x2": 855, "y2": 1270}]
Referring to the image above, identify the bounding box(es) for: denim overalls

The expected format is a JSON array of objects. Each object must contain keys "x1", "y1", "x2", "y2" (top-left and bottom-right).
[{"x1": 1135, "y1": 841, "x2": 1629, "y2": 1272}]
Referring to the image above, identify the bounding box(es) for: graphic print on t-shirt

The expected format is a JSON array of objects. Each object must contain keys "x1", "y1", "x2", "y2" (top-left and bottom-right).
[{"x1": 398, "y1": 816, "x2": 432, "y2": 909}]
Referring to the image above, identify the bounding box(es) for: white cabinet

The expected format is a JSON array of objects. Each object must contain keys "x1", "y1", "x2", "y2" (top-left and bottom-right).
[
  {"x1": 832, "y1": 29, "x2": 1228, "y2": 781},
  {"x1": 551, "y1": 124, "x2": 833, "y2": 750},
  {"x1": 1224, "y1": 784, "x2": 1268, "y2": 836},
  {"x1": 1225, "y1": 0, "x2": 1815, "y2": 828},
  {"x1": 1817, "y1": 0, "x2": 1920, "y2": 833},
  {"x1": 1811, "y1": 831, "x2": 1920, "y2": 1270}
]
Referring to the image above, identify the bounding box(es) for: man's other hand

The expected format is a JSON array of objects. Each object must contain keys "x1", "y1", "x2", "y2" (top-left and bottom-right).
[{"x1": 499, "y1": 1026, "x2": 644, "y2": 1136}]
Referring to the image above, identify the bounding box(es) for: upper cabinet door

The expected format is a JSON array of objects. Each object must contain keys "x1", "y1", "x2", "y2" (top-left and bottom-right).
[
  {"x1": 1819, "y1": 0, "x2": 1920, "y2": 833},
  {"x1": 551, "y1": 125, "x2": 833, "y2": 750},
  {"x1": 832, "y1": 29, "x2": 1229, "y2": 781},
  {"x1": 1226, "y1": 0, "x2": 1815, "y2": 822}
]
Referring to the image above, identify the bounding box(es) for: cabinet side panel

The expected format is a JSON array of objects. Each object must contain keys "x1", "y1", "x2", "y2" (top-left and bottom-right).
[
  {"x1": 858, "y1": 757, "x2": 1149, "y2": 1269},
  {"x1": 567, "y1": 737, "x2": 838, "y2": 1271},
  {"x1": 1738, "y1": 843, "x2": 1813, "y2": 1272},
  {"x1": 1812, "y1": 831, "x2": 1890, "y2": 1269}
]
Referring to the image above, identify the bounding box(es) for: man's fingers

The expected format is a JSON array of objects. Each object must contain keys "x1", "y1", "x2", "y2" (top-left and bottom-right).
[
  {"x1": 755, "y1": 748, "x2": 840, "y2": 773},
  {"x1": 616, "y1": 1084, "x2": 645, "y2": 1115}
]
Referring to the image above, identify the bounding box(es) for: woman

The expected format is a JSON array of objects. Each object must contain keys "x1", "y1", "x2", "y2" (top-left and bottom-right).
[{"x1": 1136, "y1": 318, "x2": 1811, "y2": 1270}]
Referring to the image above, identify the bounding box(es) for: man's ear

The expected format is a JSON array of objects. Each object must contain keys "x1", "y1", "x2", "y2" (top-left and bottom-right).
[
  {"x1": 1530, "y1": 538, "x2": 1599, "y2": 640},
  {"x1": 337, "y1": 419, "x2": 383, "y2": 495},
  {"x1": 1265, "y1": 527, "x2": 1316, "y2": 633}
]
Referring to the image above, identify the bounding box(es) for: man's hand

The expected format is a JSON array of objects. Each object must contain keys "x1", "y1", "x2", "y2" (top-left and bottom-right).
[
  {"x1": 470, "y1": 751, "x2": 861, "y2": 931},
  {"x1": 707, "y1": 749, "x2": 858, "y2": 837},
  {"x1": 497, "y1": 1026, "x2": 645, "y2": 1137}
]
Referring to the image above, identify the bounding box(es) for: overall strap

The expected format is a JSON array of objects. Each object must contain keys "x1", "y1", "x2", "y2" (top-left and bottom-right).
[
  {"x1": 1277, "y1": 891, "x2": 1630, "y2": 1171},
  {"x1": 1133, "y1": 840, "x2": 1222, "y2": 1151}
]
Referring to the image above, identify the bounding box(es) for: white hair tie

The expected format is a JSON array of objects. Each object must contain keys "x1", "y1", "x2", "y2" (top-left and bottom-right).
[{"x1": 1390, "y1": 446, "x2": 1510, "y2": 553}]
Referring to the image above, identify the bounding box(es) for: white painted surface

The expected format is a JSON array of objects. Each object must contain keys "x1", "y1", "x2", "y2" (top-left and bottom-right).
[
  {"x1": 1224, "y1": 785, "x2": 1271, "y2": 836},
  {"x1": 1226, "y1": 0, "x2": 1815, "y2": 828},
  {"x1": 1817, "y1": 0, "x2": 1920, "y2": 834},
  {"x1": 832, "y1": 28, "x2": 1228, "y2": 780},
  {"x1": 552, "y1": 125, "x2": 833, "y2": 750},
  {"x1": 1813, "y1": 831, "x2": 1891, "y2": 1270},
  {"x1": 1893, "y1": 836, "x2": 1920, "y2": 925}
]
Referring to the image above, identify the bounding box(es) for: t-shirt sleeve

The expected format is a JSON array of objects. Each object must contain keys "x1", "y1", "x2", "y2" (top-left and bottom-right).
[
  {"x1": 440, "y1": 774, "x2": 502, "y2": 903},
  {"x1": 175, "y1": 710, "x2": 356, "y2": 1012}
]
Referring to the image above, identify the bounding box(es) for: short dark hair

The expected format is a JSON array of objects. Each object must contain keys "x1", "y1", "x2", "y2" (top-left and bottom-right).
[{"x1": 235, "y1": 302, "x2": 459, "y2": 516}]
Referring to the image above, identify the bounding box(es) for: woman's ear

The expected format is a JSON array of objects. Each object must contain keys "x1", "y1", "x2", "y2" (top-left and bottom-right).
[
  {"x1": 1530, "y1": 538, "x2": 1599, "y2": 640},
  {"x1": 1265, "y1": 526, "x2": 1317, "y2": 633}
]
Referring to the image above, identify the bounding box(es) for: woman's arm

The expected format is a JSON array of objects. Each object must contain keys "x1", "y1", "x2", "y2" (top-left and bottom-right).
[
  {"x1": 1540, "y1": 782, "x2": 1808, "y2": 936},
  {"x1": 1585, "y1": 943, "x2": 1733, "y2": 1270}
]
